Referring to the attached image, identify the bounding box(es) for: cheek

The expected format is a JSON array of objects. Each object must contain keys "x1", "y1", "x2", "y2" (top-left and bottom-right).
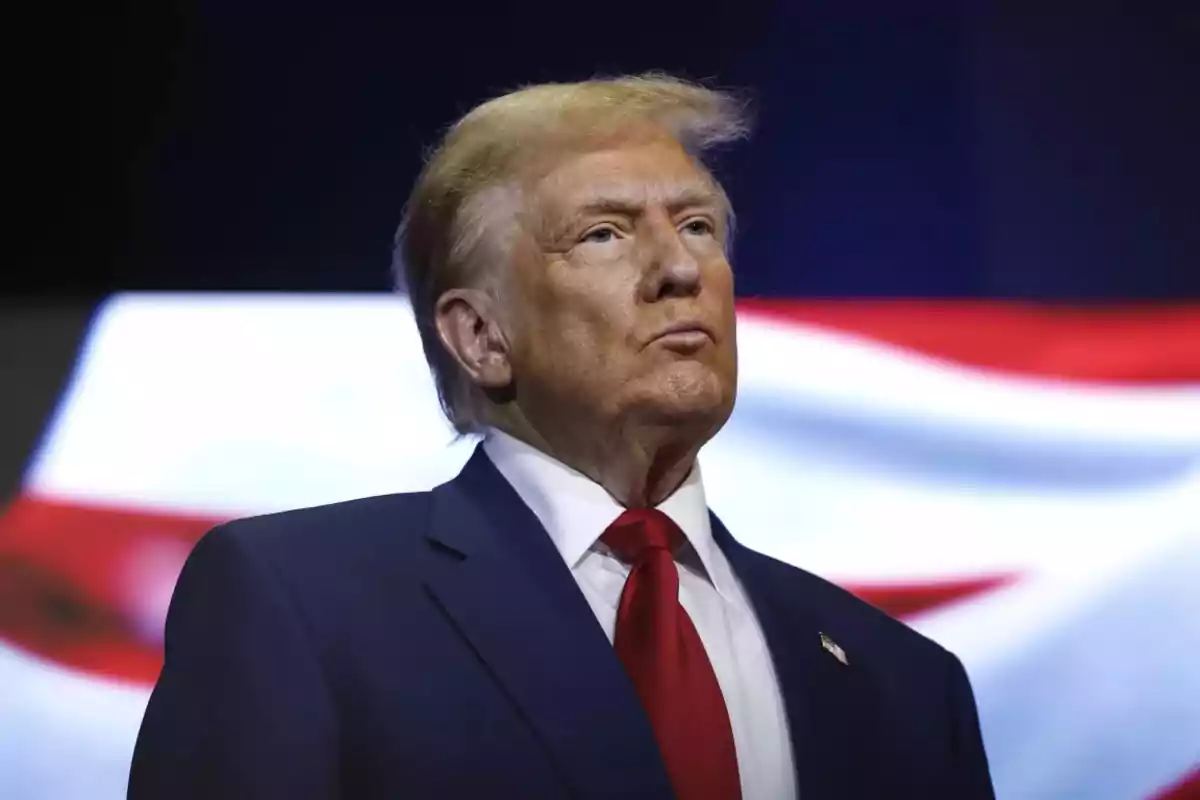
[
  {"x1": 568, "y1": 294, "x2": 635, "y2": 371},
  {"x1": 706, "y1": 264, "x2": 738, "y2": 331},
  {"x1": 522, "y1": 275, "x2": 632, "y2": 371}
]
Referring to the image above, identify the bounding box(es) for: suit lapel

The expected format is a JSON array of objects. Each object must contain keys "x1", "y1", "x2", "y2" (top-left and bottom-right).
[
  {"x1": 711, "y1": 513, "x2": 887, "y2": 799},
  {"x1": 422, "y1": 448, "x2": 674, "y2": 800}
]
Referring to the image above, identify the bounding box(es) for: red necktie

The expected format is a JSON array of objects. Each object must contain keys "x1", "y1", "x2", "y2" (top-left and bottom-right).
[{"x1": 602, "y1": 508, "x2": 741, "y2": 800}]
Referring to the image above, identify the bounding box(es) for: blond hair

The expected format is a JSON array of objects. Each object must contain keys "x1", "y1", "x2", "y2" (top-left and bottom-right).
[{"x1": 392, "y1": 73, "x2": 752, "y2": 434}]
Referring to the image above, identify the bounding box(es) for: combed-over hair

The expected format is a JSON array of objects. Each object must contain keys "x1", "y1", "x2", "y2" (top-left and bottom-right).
[{"x1": 392, "y1": 73, "x2": 752, "y2": 434}]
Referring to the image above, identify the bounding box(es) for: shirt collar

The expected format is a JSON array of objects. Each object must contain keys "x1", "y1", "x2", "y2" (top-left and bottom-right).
[{"x1": 481, "y1": 428, "x2": 734, "y2": 602}]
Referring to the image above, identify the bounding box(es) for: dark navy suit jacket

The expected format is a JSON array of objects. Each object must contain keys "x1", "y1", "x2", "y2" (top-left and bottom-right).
[{"x1": 129, "y1": 447, "x2": 995, "y2": 799}]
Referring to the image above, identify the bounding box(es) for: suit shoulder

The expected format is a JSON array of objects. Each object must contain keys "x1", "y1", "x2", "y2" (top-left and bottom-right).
[
  {"x1": 211, "y1": 490, "x2": 435, "y2": 566},
  {"x1": 753, "y1": 549, "x2": 953, "y2": 665}
]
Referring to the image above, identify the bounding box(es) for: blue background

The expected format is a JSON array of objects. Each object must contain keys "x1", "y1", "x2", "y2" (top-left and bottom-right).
[{"x1": 29, "y1": 2, "x2": 1199, "y2": 299}]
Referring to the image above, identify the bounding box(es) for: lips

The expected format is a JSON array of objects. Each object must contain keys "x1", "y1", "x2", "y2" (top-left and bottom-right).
[{"x1": 649, "y1": 321, "x2": 715, "y2": 348}]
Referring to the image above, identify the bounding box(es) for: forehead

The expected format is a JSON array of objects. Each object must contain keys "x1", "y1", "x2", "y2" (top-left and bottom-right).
[{"x1": 530, "y1": 138, "x2": 721, "y2": 214}]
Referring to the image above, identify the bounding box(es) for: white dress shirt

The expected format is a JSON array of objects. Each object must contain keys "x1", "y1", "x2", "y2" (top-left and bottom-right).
[{"x1": 483, "y1": 430, "x2": 797, "y2": 800}]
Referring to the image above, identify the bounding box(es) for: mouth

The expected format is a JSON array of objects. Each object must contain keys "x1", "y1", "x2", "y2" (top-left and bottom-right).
[{"x1": 649, "y1": 322, "x2": 715, "y2": 352}]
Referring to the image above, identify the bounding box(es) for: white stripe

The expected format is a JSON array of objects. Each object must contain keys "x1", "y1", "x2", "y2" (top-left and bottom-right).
[
  {"x1": 0, "y1": 644, "x2": 148, "y2": 800},
  {"x1": 26, "y1": 294, "x2": 474, "y2": 516},
  {"x1": 27, "y1": 295, "x2": 1200, "y2": 511},
  {"x1": 914, "y1": 532, "x2": 1200, "y2": 799}
]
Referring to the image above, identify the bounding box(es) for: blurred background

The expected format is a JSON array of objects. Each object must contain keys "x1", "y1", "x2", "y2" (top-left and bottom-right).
[{"x1": 3, "y1": 3, "x2": 1199, "y2": 798}]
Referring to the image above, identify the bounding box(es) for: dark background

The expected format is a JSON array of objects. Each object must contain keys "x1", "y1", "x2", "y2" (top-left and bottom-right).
[{"x1": 13, "y1": 2, "x2": 1200, "y2": 300}]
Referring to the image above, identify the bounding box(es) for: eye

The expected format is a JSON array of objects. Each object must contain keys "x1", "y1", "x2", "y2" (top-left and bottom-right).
[
  {"x1": 682, "y1": 218, "x2": 715, "y2": 236},
  {"x1": 580, "y1": 225, "x2": 619, "y2": 244}
]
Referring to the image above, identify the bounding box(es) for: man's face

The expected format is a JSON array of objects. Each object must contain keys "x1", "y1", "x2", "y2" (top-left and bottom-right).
[{"x1": 503, "y1": 137, "x2": 738, "y2": 440}]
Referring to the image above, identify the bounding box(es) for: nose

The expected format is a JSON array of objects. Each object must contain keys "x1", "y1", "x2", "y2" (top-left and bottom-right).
[{"x1": 640, "y1": 216, "x2": 702, "y2": 302}]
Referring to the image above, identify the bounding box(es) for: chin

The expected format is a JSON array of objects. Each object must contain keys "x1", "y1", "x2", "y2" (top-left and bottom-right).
[{"x1": 628, "y1": 363, "x2": 735, "y2": 429}]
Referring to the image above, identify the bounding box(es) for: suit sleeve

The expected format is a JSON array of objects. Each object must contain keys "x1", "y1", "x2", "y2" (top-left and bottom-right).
[
  {"x1": 128, "y1": 524, "x2": 340, "y2": 799},
  {"x1": 947, "y1": 652, "x2": 997, "y2": 799}
]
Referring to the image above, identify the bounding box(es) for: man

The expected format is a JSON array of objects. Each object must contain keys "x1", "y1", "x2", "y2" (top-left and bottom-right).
[{"x1": 129, "y1": 74, "x2": 995, "y2": 799}]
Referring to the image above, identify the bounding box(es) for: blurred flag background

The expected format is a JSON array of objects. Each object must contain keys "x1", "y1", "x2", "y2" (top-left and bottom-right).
[
  {"x1": 4, "y1": 3, "x2": 1199, "y2": 798},
  {"x1": 2, "y1": 295, "x2": 1196, "y2": 798}
]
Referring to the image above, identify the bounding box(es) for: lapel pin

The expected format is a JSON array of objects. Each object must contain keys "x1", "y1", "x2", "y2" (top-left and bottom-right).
[{"x1": 819, "y1": 632, "x2": 849, "y2": 666}]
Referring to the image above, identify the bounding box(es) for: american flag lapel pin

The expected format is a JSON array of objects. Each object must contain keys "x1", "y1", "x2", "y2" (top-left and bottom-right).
[{"x1": 819, "y1": 632, "x2": 849, "y2": 666}]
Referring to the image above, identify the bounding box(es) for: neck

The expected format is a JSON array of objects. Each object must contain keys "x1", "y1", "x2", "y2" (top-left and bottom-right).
[{"x1": 491, "y1": 410, "x2": 703, "y2": 507}]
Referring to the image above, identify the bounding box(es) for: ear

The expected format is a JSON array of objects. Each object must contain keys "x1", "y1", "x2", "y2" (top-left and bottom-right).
[{"x1": 433, "y1": 287, "x2": 512, "y2": 389}]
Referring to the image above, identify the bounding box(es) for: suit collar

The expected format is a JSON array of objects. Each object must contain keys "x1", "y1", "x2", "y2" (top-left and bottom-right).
[
  {"x1": 422, "y1": 447, "x2": 674, "y2": 800},
  {"x1": 710, "y1": 512, "x2": 889, "y2": 798},
  {"x1": 481, "y1": 428, "x2": 734, "y2": 602}
]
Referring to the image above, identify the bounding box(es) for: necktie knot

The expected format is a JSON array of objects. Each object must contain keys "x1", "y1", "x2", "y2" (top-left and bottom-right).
[{"x1": 600, "y1": 508, "x2": 683, "y2": 564}]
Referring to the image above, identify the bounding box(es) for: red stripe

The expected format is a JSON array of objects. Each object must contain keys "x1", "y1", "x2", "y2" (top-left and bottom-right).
[
  {"x1": 0, "y1": 494, "x2": 1009, "y2": 684},
  {"x1": 849, "y1": 574, "x2": 1016, "y2": 619},
  {"x1": 1153, "y1": 769, "x2": 1200, "y2": 800},
  {"x1": 737, "y1": 300, "x2": 1200, "y2": 384},
  {"x1": 0, "y1": 495, "x2": 218, "y2": 684}
]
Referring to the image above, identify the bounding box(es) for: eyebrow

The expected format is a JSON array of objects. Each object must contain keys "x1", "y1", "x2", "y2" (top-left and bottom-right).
[{"x1": 571, "y1": 187, "x2": 723, "y2": 221}]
